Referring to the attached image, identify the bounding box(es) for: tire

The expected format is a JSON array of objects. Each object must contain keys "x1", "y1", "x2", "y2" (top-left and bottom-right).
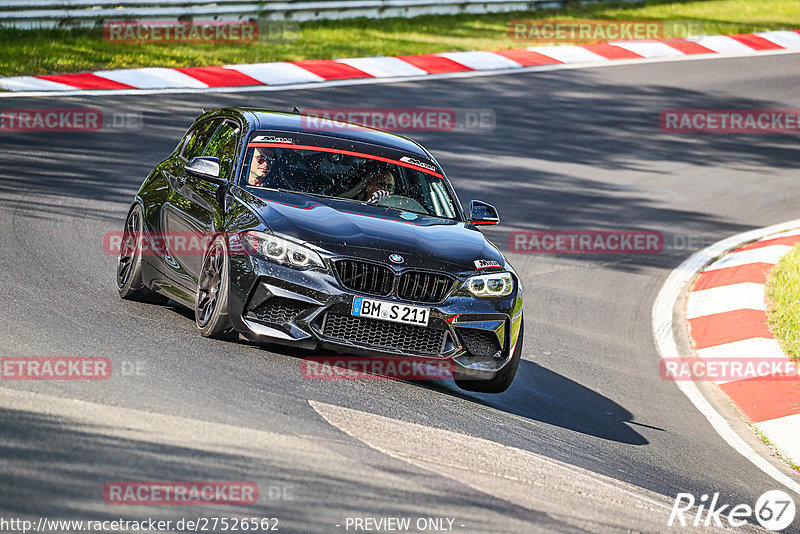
[
  {"x1": 116, "y1": 205, "x2": 168, "y2": 304},
  {"x1": 195, "y1": 235, "x2": 239, "y2": 341},
  {"x1": 454, "y1": 318, "x2": 523, "y2": 394}
]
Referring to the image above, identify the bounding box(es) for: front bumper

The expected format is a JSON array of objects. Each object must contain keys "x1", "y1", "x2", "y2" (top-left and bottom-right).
[{"x1": 227, "y1": 255, "x2": 523, "y2": 377}]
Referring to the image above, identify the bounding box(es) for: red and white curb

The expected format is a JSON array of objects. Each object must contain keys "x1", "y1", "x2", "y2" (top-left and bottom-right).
[
  {"x1": 2, "y1": 30, "x2": 800, "y2": 93},
  {"x1": 653, "y1": 220, "x2": 800, "y2": 497},
  {"x1": 686, "y1": 229, "x2": 800, "y2": 466}
]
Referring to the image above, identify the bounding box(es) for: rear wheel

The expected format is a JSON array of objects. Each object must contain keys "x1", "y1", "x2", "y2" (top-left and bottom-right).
[
  {"x1": 116, "y1": 205, "x2": 167, "y2": 304},
  {"x1": 454, "y1": 318, "x2": 523, "y2": 394},
  {"x1": 195, "y1": 235, "x2": 239, "y2": 341}
]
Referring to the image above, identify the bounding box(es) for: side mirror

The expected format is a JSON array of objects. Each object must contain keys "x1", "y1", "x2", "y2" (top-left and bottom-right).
[
  {"x1": 468, "y1": 200, "x2": 500, "y2": 225},
  {"x1": 185, "y1": 157, "x2": 223, "y2": 183}
]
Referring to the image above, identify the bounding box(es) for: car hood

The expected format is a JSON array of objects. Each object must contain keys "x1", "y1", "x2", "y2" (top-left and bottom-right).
[{"x1": 242, "y1": 191, "x2": 505, "y2": 272}]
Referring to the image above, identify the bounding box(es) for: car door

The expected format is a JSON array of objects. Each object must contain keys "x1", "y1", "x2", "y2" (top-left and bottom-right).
[{"x1": 163, "y1": 119, "x2": 241, "y2": 287}]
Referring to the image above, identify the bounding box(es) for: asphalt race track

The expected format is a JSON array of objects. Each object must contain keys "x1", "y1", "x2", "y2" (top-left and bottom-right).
[{"x1": 2, "y1": 53, "x2": 800, "y2": 532}]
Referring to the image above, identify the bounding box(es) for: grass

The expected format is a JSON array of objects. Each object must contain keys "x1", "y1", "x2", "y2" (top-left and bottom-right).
[
  {"x1": 766, "y1": 241, "x2": 800, "y2": 363},
  {"x1": 2, "y1": 0, "x2": 800, "y2": 77}
]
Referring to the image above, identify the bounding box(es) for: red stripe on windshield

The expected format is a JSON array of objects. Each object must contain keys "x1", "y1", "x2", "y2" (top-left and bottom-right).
[{"x1": 246, "y1": 142, "x2": 443, "y2": 178}]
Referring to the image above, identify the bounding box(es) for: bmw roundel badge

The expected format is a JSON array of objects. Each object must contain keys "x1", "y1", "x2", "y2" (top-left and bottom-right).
[{"x1": 389, "y1": 254, "x2": 404, "y2": 264}]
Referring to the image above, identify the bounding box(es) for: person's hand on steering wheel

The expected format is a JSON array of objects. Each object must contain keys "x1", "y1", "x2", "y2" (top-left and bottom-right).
[
  {"x1": 367, "y1": 189, "x2": 390, "y2": 204},
  {"x1": 363, "y1": 170, "x2": 395, "y2": 203}
]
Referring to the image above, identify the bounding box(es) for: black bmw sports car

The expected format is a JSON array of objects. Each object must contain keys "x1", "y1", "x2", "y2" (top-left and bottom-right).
[{"x1": 116, "y1": 108, "x2": 524, "y2": 393}]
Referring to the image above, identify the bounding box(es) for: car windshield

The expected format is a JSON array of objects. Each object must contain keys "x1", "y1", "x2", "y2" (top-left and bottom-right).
[{"x1": 240, "y1": 143, "x2": 459, "y2": 220}]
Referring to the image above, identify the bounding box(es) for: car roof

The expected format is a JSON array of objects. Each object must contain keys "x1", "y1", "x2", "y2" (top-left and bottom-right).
[{"x1": 210, "y1": 108, "x2": 433, "y2": 159}]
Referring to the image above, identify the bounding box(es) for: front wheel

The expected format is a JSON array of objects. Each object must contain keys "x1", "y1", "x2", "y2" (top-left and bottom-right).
[
  {"x1": 454, "y1": 318, "x2": 523, "y2": 394},
  {"x1": 195, "y1": 235, "x2": 239, "y2": 341}
]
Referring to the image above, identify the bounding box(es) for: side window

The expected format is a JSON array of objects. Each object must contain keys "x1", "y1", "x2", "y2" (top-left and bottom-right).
[
  {"x1": 201, "y1": 122, "x2": 239, "y2": 181},
  {"x1": 182, "y1": 119, "x2": 220, "y2": 161}
]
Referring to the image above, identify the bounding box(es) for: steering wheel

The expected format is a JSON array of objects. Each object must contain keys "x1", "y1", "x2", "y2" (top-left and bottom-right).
[{"x1": 377, "y1": 195, "x2": 426, "y2": 213}]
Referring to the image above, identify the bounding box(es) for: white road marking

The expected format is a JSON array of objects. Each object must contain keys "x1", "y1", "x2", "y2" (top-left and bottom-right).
[
  {"x1": 336, "y1": 57, "x2": 429, "y2": 78},
  {"x1": 756, "y1": 31, "x2": 800, "y2": 49},
  {"x1": 696, "y1": 338, "x2": 789, "y2": 384},
  {"x1": 94, "y1": 68, "x2": 209, "y2": 89},
  {"x1": 224, "y1": 62, "x2": 325, "y2": 85},
  {"x1": 755, "y1": 413, "x2": 800, "y2": 464},
  {"x1": 529, "y1": 45, "x2": 609, "y2": 63},
  {"x1": 436, "y1": 51, "x2": 521, "y2": 70},
  {"x1": 689, "y1": 35, "x2": 758, "y2": 54},
  {"x1": 686, "y1": 283, "x2": 766, "y2": 318},
  {"x1": 610, "y1": 41, "x2": 686, "y2": 58},
  {"x1": 704, "y1": 244, "x2": 792, "y2": 271},
  {"x1": 0, "y1": 76, "x2": 77, "y2": 92},
  {"x1": 696, "y1": 337, "x2": 785, "y2": 360}
]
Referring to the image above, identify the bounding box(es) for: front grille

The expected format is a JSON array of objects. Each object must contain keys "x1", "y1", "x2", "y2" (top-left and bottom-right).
[
  {"x1": 334, "y1": 260, "x2": 393, "y2": 297},
  {"x1": 248, "y1": 297, "x2": 309, "y2": 324},
  {"x1": 397, "y1": 271, "x2": 453, "y2": 303},
  {"x1": 334, "y1": 259, "x2": 453, "y2": 303},
  {"x1": 458, "y1": 328, "x2": 502, "y2": 358},
  {"x1": 322, "y1": 313, "x2": 446, "y2": 355}
]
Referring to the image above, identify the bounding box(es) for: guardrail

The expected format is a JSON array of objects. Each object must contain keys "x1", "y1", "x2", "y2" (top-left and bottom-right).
[{"x1": 0, "y1": 0, "x2": 564, "y2": 29}]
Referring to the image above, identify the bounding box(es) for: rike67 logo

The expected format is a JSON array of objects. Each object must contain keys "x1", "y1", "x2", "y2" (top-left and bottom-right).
[{"x1": 669, "y1": 490, "x2": 796, "y2": 531}]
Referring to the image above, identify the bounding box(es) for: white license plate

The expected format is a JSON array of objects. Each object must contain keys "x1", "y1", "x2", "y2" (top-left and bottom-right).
[{"x1": 351, "y1": 297, "x2": 429, "y2": 326}]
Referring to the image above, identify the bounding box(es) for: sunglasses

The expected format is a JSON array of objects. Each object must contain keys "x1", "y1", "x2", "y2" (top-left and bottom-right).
[
  {"x1": 375, "y1": 180, "x2": 394, "y2": 190},
  {"x1": 255, "y1": 154, "x2": 275, "y2": 164}
]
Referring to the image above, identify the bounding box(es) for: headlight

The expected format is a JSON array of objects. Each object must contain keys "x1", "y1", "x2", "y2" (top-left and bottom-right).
[
  {"x1": 240, "y1": 231, "x2": 325, "y2": 270},
  {"x1": 465, "y1": 272, "x2": 514, "y2": 297}
]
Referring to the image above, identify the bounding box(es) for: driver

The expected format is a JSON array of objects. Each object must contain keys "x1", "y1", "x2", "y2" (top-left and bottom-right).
[
  {"x1": 247, "y1": 148, "x2": 276, "y2": 187},
  {"x1": 361, "y1": 170, "x2": 395, "y2": 204}
]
